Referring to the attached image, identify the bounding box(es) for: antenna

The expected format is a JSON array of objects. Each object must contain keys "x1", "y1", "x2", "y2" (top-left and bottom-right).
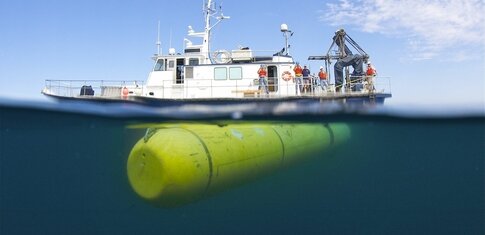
[
  {"x1": 156, "y1": 21, "x2": 161, "y2": 55},
  {"x1": 169, "y1": 28, "x2": 173, "y2": 49},
  {"x1": 280, "y1": 23, "x2": 292, "y2": 55}
]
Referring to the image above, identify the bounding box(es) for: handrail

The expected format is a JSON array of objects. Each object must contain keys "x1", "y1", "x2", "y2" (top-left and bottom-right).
[
  {"x1": 42, "y1": 76, "x2": 391, "y2": 99},
  {"x1": 43, "y1": 79, "x2": 146, "y2": 98}
]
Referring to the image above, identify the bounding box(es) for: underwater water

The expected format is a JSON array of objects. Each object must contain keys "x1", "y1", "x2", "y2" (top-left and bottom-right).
[{"x1": 0, "y1": 99, "x2": 484, "y2": 234}]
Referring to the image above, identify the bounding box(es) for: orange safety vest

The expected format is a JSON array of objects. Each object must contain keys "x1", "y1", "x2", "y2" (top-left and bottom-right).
[
  {"x1": 258, "y1": 68, "x2": 267, "y2": 77},
  {"x1": 293, "y1": 66, "x2": 303, "y2": 76},
  {"x1": 318, "y1": 71, "x2": 327, "y2": 80},
  {"x1": 366, "y1": 67, "x2": 376, "y2": 76}
]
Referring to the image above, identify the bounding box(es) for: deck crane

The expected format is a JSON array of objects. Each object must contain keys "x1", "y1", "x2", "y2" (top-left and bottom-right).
[{"x1": 309, "y1": 29, "x2": 370, "y2": 92}]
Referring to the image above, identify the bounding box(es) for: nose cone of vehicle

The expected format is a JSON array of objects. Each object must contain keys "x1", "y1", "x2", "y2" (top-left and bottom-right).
[{"x1": 127, "y1": 128, "x2": 211, "y2": 207}]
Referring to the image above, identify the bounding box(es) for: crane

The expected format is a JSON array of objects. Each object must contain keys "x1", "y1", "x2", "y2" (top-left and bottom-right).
[{"x1": 309, "y1": 29, "x2": 370, "y2": 92}]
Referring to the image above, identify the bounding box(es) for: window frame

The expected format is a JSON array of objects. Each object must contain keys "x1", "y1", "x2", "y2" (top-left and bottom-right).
[
  {"x1": 229, "y1": 67, "x2": 243, "y2": 80},
  {"x1": 154, "y1": 59, "x2": 165, "y2": 71},
  {"x1": 214, "y1": 67, "x2": 227, "y2": 80},
  {"x1": 188, "y1": 58, "x2": 199, "y2": 66}
]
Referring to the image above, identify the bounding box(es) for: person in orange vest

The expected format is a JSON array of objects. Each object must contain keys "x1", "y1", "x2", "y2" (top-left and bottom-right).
[
  {"x1": 365, "y1": 61, "x2": 377, "y2": 91},
  {"x1": 318, "y1": 66, "x2": 328, "y2": 91},
  {"x1": 257, "y1": 64, "x2": 269, "y2": 94},
  {"x1": 366, "y1": 61, "x2": 377, "y2": 76},
  {"x1": 293, "y1": 62, "x2": 303, "y2": 95}
]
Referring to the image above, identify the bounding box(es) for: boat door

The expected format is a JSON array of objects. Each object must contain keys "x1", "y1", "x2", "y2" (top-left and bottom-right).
[
  {"x1": 176, "y1": 58, "x2": 185, "y2": 84},
  {"x1": 267, "y1": 65, "x2": 278, "y2": 92}
]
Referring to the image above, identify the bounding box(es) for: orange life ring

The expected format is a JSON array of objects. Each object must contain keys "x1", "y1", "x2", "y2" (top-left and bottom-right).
[{"x1": 282, "y1": 71, "x2": 293, "y2": 81}]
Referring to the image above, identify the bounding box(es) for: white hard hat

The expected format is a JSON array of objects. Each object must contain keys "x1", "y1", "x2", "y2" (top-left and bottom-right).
[
  {"x1": 320, "y1": 66, "x2": 323, "y2": 69},
  {"x1": 367, "y1": 61, "x2": 372, "y2": 65}
]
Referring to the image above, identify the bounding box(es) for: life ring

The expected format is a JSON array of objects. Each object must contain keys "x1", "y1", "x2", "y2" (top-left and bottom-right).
[
  {"x1": 212, "y1": 50, "x2": 232, "y2": 64},
  {"x1": 282, "y1": 71, "x2": 293, "y2": 81}
]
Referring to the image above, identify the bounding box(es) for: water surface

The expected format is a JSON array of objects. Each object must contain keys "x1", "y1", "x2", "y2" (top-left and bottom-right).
[{"x1": 0, "y1": 98, "x2": 483, "y2": 234}]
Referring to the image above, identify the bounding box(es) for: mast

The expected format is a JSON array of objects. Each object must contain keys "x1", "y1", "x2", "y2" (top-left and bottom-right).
[
  {"x1": 186, "y1": 0, "x2": 229, "y2": 64},
  {"x1": 202, "y1": 0, "x2": 212, "y2": 62},
  {"x1": 156, "y1": 21, "x2": 161, "y2": 56}
]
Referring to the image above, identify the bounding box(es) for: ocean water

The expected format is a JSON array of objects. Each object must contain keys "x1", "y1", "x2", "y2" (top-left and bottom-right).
[{"x1": 0, "y1": 98, "x2": 484, "y2": 234}]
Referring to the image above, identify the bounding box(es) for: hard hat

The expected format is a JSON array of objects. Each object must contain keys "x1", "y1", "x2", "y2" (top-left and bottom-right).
[
  {"x1": 367, "y1": 61, "x2": 372, "y2": 65},
  {"x1": 320, "y1": 66, "x2": 323, "y2": 69}
]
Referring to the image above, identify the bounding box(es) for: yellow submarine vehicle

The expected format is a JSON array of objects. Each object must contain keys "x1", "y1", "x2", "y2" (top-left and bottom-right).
[{"x1": 127, "y1": 123, "x2": 350, "y2": 207}]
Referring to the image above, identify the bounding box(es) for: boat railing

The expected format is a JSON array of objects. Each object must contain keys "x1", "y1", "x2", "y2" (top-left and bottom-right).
[
  {"x1": 42, "y1": 76, "x2": 391, "y2": 99},
  {"x1": 211, "y1": 49, "x2": 293, "y2": 63},
  {"x1": 148, "y1": 75, "x2": 391, "y2": 99},
  {"x1": 42, "y1": 79, "x2": 145, "y2": 98},
  {"x1": 341, "y1": 75, "x2": 392, "y2": 94}
]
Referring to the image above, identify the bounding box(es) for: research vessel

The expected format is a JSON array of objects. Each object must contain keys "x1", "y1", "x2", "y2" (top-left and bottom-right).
[{"x1": 41, "y1": 0, "x2": 391, "y2": 106}]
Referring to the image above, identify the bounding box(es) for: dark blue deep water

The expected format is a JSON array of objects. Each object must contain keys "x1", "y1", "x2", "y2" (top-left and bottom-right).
[{"x1": 0, "y1": 99, "x2": 484, "y2": 234}]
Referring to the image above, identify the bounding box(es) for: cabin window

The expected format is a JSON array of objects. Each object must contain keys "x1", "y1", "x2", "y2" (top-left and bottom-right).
[
  {"x1": 229, "y1": 67, "x2": 242, "y2": 80},
  {"x1": 214, "y1": 67, "x2": 227, "y2": 80},
  {"x1": 185, "y1": 67, "x2": 194, "y2": 79},
  {"x1": 154, "y1": 59, "x2": 165, "y2": 71},
  {"x1": 188, "y1": 58, "x2": 199, "y2": 66},
  {"x1": 168, "y1": 60, "x2": 175, "y2": 69}
]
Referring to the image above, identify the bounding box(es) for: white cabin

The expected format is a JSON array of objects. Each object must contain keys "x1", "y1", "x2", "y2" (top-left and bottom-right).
[
  {"x1": 142, "y1": 0, "x2": 298, "y2": 99},
  {"x1": 144, "y1": 53, "x2": 296, "y2": 99}
]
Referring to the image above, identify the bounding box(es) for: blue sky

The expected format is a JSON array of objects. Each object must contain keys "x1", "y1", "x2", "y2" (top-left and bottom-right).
[{"x1": 0, "y1": 0, "x2": 484, "y2": 107}]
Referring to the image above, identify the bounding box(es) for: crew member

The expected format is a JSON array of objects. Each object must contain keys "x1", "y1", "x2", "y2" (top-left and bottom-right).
[
  {"x1": 365, "y1": 61, "x2": 377, "y2": 91},
  {"x1": 366, "y1": 62, "x2": 377, "y2": 76},
  {"x1": 318, "y1": 66, "x2": 328, "y2": 91},
  {"x1": 257, "y1": 65, "x2": 269, "y2": 95},
  {"x1": 302, "y1": 65, "x2": 311, "y2": 93},
  {"x1": 293, "y1": 62, "x2": 303, "y2": 95}
]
